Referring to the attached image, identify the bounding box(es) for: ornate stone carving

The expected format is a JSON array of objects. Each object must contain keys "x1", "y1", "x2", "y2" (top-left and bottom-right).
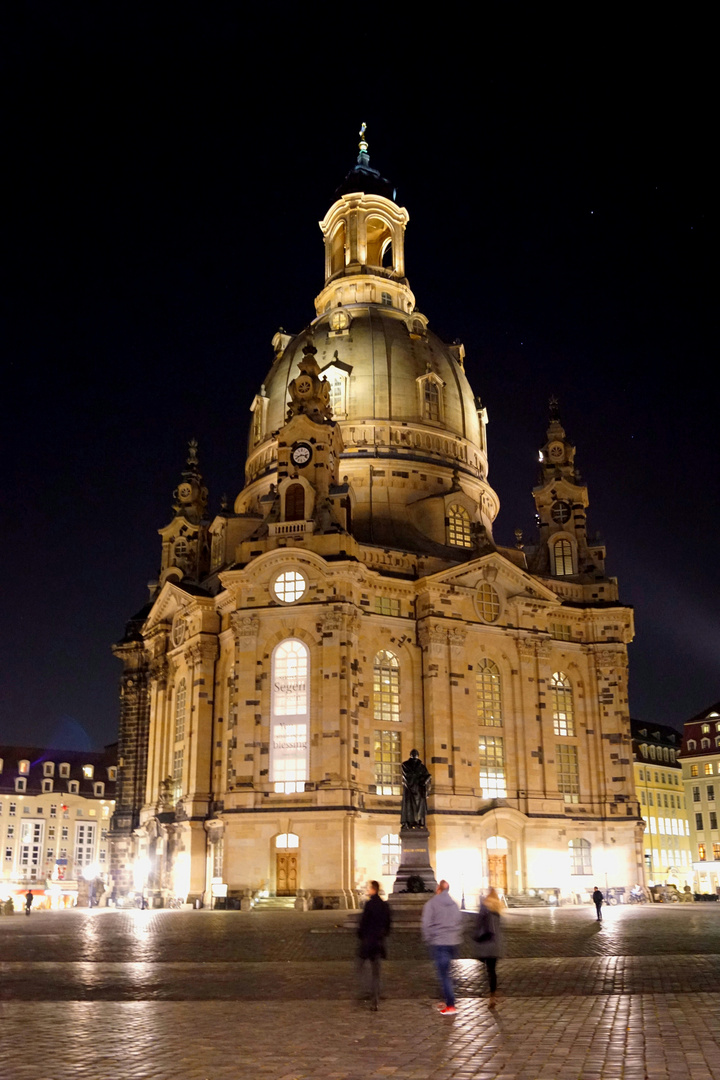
[
  {"x1": 418, "y1": 624, "x2": 447, "y2": 650},
  {"x1": 321, "y1": 612, "x2": 343, "y2": 633},
  {"x1": 149, "y1": 657, "x2": 168, "y2": 687},
  {"x1": 535, "y1": 640, "x2": 552, "y2": 661},
  {"x1": 592, "y1": 647, "x2": 628, "y2": 672},
  {"x1": 448, "y1": 627, "x2": 467, "y2": 652},
  {"x1": 230, "y1": 612, "x2": 260, "y2": 646},
  {"x1": 515, "y1": 638, "x2": 535, "y2": 661},
  {"x1": 184, "y1": 640, "x2": 219, "y2": 667}
]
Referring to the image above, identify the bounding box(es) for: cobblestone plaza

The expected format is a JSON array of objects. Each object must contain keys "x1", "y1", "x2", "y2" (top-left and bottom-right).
[{"x1": 1, "y1": 905, "x2": 720, "y2": 1079}]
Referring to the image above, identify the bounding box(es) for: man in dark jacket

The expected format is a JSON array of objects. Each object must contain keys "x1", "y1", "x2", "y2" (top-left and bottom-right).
[
  {"x1": 357, "y1": 880, "x2": 391, "y2": 1009},
  {"x1": 592, "y1": 886, "x2": 604, "y2": 921}
]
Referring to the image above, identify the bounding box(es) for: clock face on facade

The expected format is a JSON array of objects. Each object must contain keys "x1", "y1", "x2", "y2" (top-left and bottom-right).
[
  {"x1": 551, "y1": 500, "x2": 572, "y2": 524},
  {"x1": 291, "y1": 443, "x2": 312, "y2": 467},
  {"x1": 548, "y1": 442, "x2": 564, "y2": 461},
  {"x1": 296, "y1": 377, "x2": 312, "y2": 397},
  {"x1": 178, "y1": 483, "x2": 192, "y2": 499}
]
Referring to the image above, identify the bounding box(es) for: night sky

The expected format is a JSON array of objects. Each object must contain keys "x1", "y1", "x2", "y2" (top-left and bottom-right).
[{"x1": 3, "y1": 11, "x2": 715, "y2": 750}]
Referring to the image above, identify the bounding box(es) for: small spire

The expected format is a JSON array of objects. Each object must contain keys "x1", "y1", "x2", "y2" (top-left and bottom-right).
[
  {"x1": 548, "y1": 395, "x2": 560, "y2": 421},
  {"x1": 358, "y1": 121, "x2": 368, "y2": 154}
]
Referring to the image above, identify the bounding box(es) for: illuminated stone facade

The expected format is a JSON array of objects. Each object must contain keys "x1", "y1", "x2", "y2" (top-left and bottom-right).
[
  {"x1": 110, "y1": 137, "x2": 643, "y2": 908},
  {"x1": 680, "y1": 702, "x2": 720, "y2": 895}
]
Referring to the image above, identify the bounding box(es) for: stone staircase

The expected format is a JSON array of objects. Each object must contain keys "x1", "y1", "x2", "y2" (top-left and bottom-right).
[
  {"x1": 251, "y1": 895, "x2": 297, "y2": 911},
  {"x1": 505, "y1": 894, "x2": 550, "y2": 908}
]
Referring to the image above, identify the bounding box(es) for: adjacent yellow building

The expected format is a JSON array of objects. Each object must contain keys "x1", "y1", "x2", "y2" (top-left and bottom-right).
[
  {"x1": 0, "y1": 746, "x2": 116, "y2": 909},
  {"x1": 631, "y1": 720, "x2": 692, "y2": 890},
  {"x1": 110, "y1": 132, "x2": 644, "y2": 909}
]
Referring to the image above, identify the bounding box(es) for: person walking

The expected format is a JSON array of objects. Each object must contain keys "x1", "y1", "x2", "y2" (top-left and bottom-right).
[
  {"x1": 474, "y1": 887, "x2": 504, "y2": 1008},
  {"x1": 421, "y1": 879, "x2": 464, "y2": 1015},
  {"x1": 592, "y1": 885, "x2": 604, "y2": 921},
  {"x1": 24, "y1": 890, "x2": 33, "y2": 916},
  {"x1": 357, "y1": 880, "x2": 391, "y2": 1010}
]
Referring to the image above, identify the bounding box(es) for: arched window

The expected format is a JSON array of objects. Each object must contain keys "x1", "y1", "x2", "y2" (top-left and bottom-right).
[
  {"x1": 251, "y1": 403, "x2": 264, "y2": 446},
  {"x1": 285, "y1": 484, "x2": 305, "y2": 522},
  {"x1": 381, "y1": 291, "x2": 393, "y2": 307},
  {"x1": 381, "y1": 833, "x2": 401, "y2": 876},
  {"x1": 551, "y1": 672, "x2": 575, "y2": 736},
  {"x1": 366, "y1": 216, "x2": 392, "y2": 266},
  {"x1": 211, "y1": 529, "x2": 224, "y2": 569},
  {"x1": 701, "y1": 738, "x2": 711, "y2": 749},
  {"x1": 553, "y1": 539, "x2": 574, "y2": 576},
  {"x1": 423, "y1": 380, "x2": 440, "y2": 420},
  {"x1": 276, "y1": 833, "x2": 299, "y2": 849},
  {"x1": 569, "y1": 838, "x2": 592, "y2": 875},
  {"x1": 649, "y1": 745, "x2": 656, "y2": 759},
  {"x1": 373, "y1": 651, "x2": 400, "y2": 723},
  {"x1": 447, "y1": 504, "x2": 472, "y2": 548},
  {"x1": 271, "y1": 640, "x2": 309, "y2": 793},
  {"x1": 330, "y1": 221, "x2": 346, "y2": 274},
  {"x1": 174, "y1": 538, "x2": 188, "y2": 564},
  {"x1": 328, "y1": 372, "x2": 348, "y2": 417},
  {"x1": 477, "y1": 660, "x2": 503, "y2": 727},
  {"x1": 175, "y1": 679, "x2": 186, "y2": 742}
]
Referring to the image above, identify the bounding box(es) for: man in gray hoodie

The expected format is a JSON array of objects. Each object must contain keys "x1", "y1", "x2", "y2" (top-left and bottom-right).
[{"x1": 421, "y1": 879, "x2": 464, "y2": 1014}]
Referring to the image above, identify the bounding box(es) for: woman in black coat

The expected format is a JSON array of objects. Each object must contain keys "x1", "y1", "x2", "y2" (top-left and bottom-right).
[
  {"x1": 357, "y1": 880, "x2": 392, "y2": 1009},
  {"x1": 474, "y1": 887, "x2": 504, "y2": 1007}
]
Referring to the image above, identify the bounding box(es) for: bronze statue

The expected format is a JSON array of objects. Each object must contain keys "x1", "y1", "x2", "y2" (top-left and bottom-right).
[{"x1": 401, "y1": 749, "x2": 432, "y2": 829}]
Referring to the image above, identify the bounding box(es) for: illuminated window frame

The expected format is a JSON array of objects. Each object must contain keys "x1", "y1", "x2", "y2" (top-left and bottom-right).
[
  {"x1": 175, "y1": 679, "x2": 187, "y2": 743},
  {"x1": 553, "y1": 538, "x2": 574, "y2": 576},
  {"x1": 569, "y1": 838, "x2": 592, "y2": 875},
  {"x1": 374, "y1": 730, "x2": 401, "y2": 795},
  {"x1": 271, "y1": 640, "x2": 309, "y2": 793},
  {"x1": 373, "y1": 651, "x2": 400, "y2": 724},
  {"x1": 478, "y1": 735, "x2": 506, "y2": 798},
  {"x1": 551, "y1": 672, "x2": 575, "y2": 736},
  {"x1": 477, "y1": 659, "x2": 503, "y2": 727},
  {"x1": 447, "y1": 504, "x2": 472, "y2": 548},
  {"x1": 477, "y1": 583, "x2": 500, "y2": 623},
  {"x1": 556, "y1": 743, "x2": 579, "y2": 803},
  {"x1": 381, "y1": 833, "x2": 401, "y2": 876},
  {"x1": 272, "y1": 570, "x2": 307, "y2": 605}
]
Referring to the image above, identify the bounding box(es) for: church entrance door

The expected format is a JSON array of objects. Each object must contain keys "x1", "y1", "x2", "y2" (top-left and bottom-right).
[
  {"x1": 488, "y1": 853, "x2": 507, "y2": 892},
  {"x1": 276, "y1": 853, "x2": 298, "y2": 896}
]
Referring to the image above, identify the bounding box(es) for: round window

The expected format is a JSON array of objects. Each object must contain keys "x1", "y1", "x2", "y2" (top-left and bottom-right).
[{"x1": 272, "y1": 570, "x2": 307, "y2": 604}]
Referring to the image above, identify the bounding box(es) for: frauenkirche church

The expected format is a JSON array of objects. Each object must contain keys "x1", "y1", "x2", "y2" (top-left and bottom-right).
[{"x1": 110, "y1": 130, "x2": 643, "y2": 909}]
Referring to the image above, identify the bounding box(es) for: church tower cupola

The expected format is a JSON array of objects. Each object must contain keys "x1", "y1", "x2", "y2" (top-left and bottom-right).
[
  {"x1": 528, "y1": 399, "x2": 608, "y2": 583},
  {"x1": 172, "y1": 439, "x2": 208, "y2": 524},
  {"x1": 315, "y1": 124, "x2": 415, "y2": 316}
]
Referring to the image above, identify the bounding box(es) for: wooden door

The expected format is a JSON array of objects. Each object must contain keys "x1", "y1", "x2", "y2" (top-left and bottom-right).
[
  {"x1": 276, "y1": 853, "x2": 298, "y2": 896},
  {"x1": 488, "y1": 854, "x2": 507, "y2": 892}
]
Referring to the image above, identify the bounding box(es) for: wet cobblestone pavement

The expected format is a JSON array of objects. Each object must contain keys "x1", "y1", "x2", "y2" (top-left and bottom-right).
[{"x1": 1, "y1": 906, "x2": 719, "y2": 1079}]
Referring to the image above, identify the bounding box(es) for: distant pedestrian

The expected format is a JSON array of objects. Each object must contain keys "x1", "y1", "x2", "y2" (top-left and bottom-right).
[
  {"x1": 592, "y1": 886, "x2": 604, "y2": 921},
  {"x1": 421, "y1": 879, "x2": 463, "y2": 1015},
  {"x1": 474, "y1": 887, "x2": 504, "y2": 1008},
  {"x1": 357, "y1": 880, "x2": 391, "y2": 1010},
  {"x1": 24, "y1": 890, "x2": 33, "y2": 916}
]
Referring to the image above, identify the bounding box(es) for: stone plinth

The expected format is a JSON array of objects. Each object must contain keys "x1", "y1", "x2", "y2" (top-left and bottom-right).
[{"x1": 392, "y1": 827, "x2": 437, "y2": 894}]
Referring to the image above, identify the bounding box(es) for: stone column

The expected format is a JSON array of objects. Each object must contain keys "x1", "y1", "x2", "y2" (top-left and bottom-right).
[
  {"x1": 418, "y1": 622, "x2": 453, "y2": 795},
  {"x1": 109, "y1": 638, "x2": 150, "y2": 897},
  {"x1": 229, "y1": 613, "x2": 260, "y2": 795}
]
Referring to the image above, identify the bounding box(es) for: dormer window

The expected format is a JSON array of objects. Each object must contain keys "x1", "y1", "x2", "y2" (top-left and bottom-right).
[
  {"x1": 94, "y1": 782, "x2": 104, "y2": 797},
  {"x1": 108, "y1": 766, "x2": 117, "y2": 781},
  {"x1": 447, "y1": 504, "x2": 472, "y2": 548},
  {"x1": 82, "y1": 765, "x2": 94, "y2": 780},
  {"x1": 59, "y1": 763, "x2": 70, "y2": 778},
  {"x1": 688, "y1": 740, "x2": 696, "y2": 750},
  {"x1": 701, "y1": 738, "x2": 710, "y2": 749},
  {"x1": 640, "y1": 744, "x2": 648, "y2": 758},
  {"x1": 15, "y1": 777, "x2": 26, "y2": 793},
  {"x1": 18, "y1": 760, "x2": 30, "y2": 775},
  {"x1": 417, "y1": 371, "x2": 445, "y2": 424},
  {"x1": 702, "y1": 724, "x2": 710, "y2": 734},
  {"x1": 68, "y1": 780, "x2": 79, "y2": 795},
  {"x1": 43, "y1": 762, "x2": 55, "y2": 777},
  {"x1": 42, "y1": 779, "x2": 53, "y2": 793}
]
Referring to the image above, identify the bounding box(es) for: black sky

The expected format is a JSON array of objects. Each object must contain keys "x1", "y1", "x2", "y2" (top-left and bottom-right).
[{"x1": 3, "y1": 9, "x2": 716, "y2": 749}]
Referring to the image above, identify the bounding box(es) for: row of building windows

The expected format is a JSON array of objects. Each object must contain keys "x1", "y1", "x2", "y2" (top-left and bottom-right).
[
  {"x1": 645, "y1": 816, "x2": 690, "y2": 836},
  {"x1": 638, "y1": 767, "x2": 679, "y2": 784},
  {"x1": 646, "y1": 848, "x2": 695, "y2": 868},
  {"x1": 1, "y1": 802, "x2": 109, "y2": 820},
  {"x1": 687, "y1": 737, "x2": 720, "y2": 750},
  {"x1": 694, "y1": 812, "x2": 719, "y2": 832},
  {"x1": 692, "y1": 784, "x2": 715, "y2": 802},
  {"x1": 697, "y1": 843, "x2": 720, "y2": 861},
  {"x1": 6, "y1": 777, "x2": 106, "y2": 796},
  {"x1": 640, "y1": 789, "x2": 684, "y2": 808},
  {"x1": 0, "y1": 759, "x2": 115, "y2": 781},
  {"x1": 689, "y1": 763, "x2": 717, "y2": 776}
]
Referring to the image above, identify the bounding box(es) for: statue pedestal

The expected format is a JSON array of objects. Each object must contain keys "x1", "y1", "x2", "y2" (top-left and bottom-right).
[
  {"x1": 386, "y1": 827, "x2": 437, "y2": 926},
  {"x1": 392, "y1": 827, "x2": 437, "y2": 894}
]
